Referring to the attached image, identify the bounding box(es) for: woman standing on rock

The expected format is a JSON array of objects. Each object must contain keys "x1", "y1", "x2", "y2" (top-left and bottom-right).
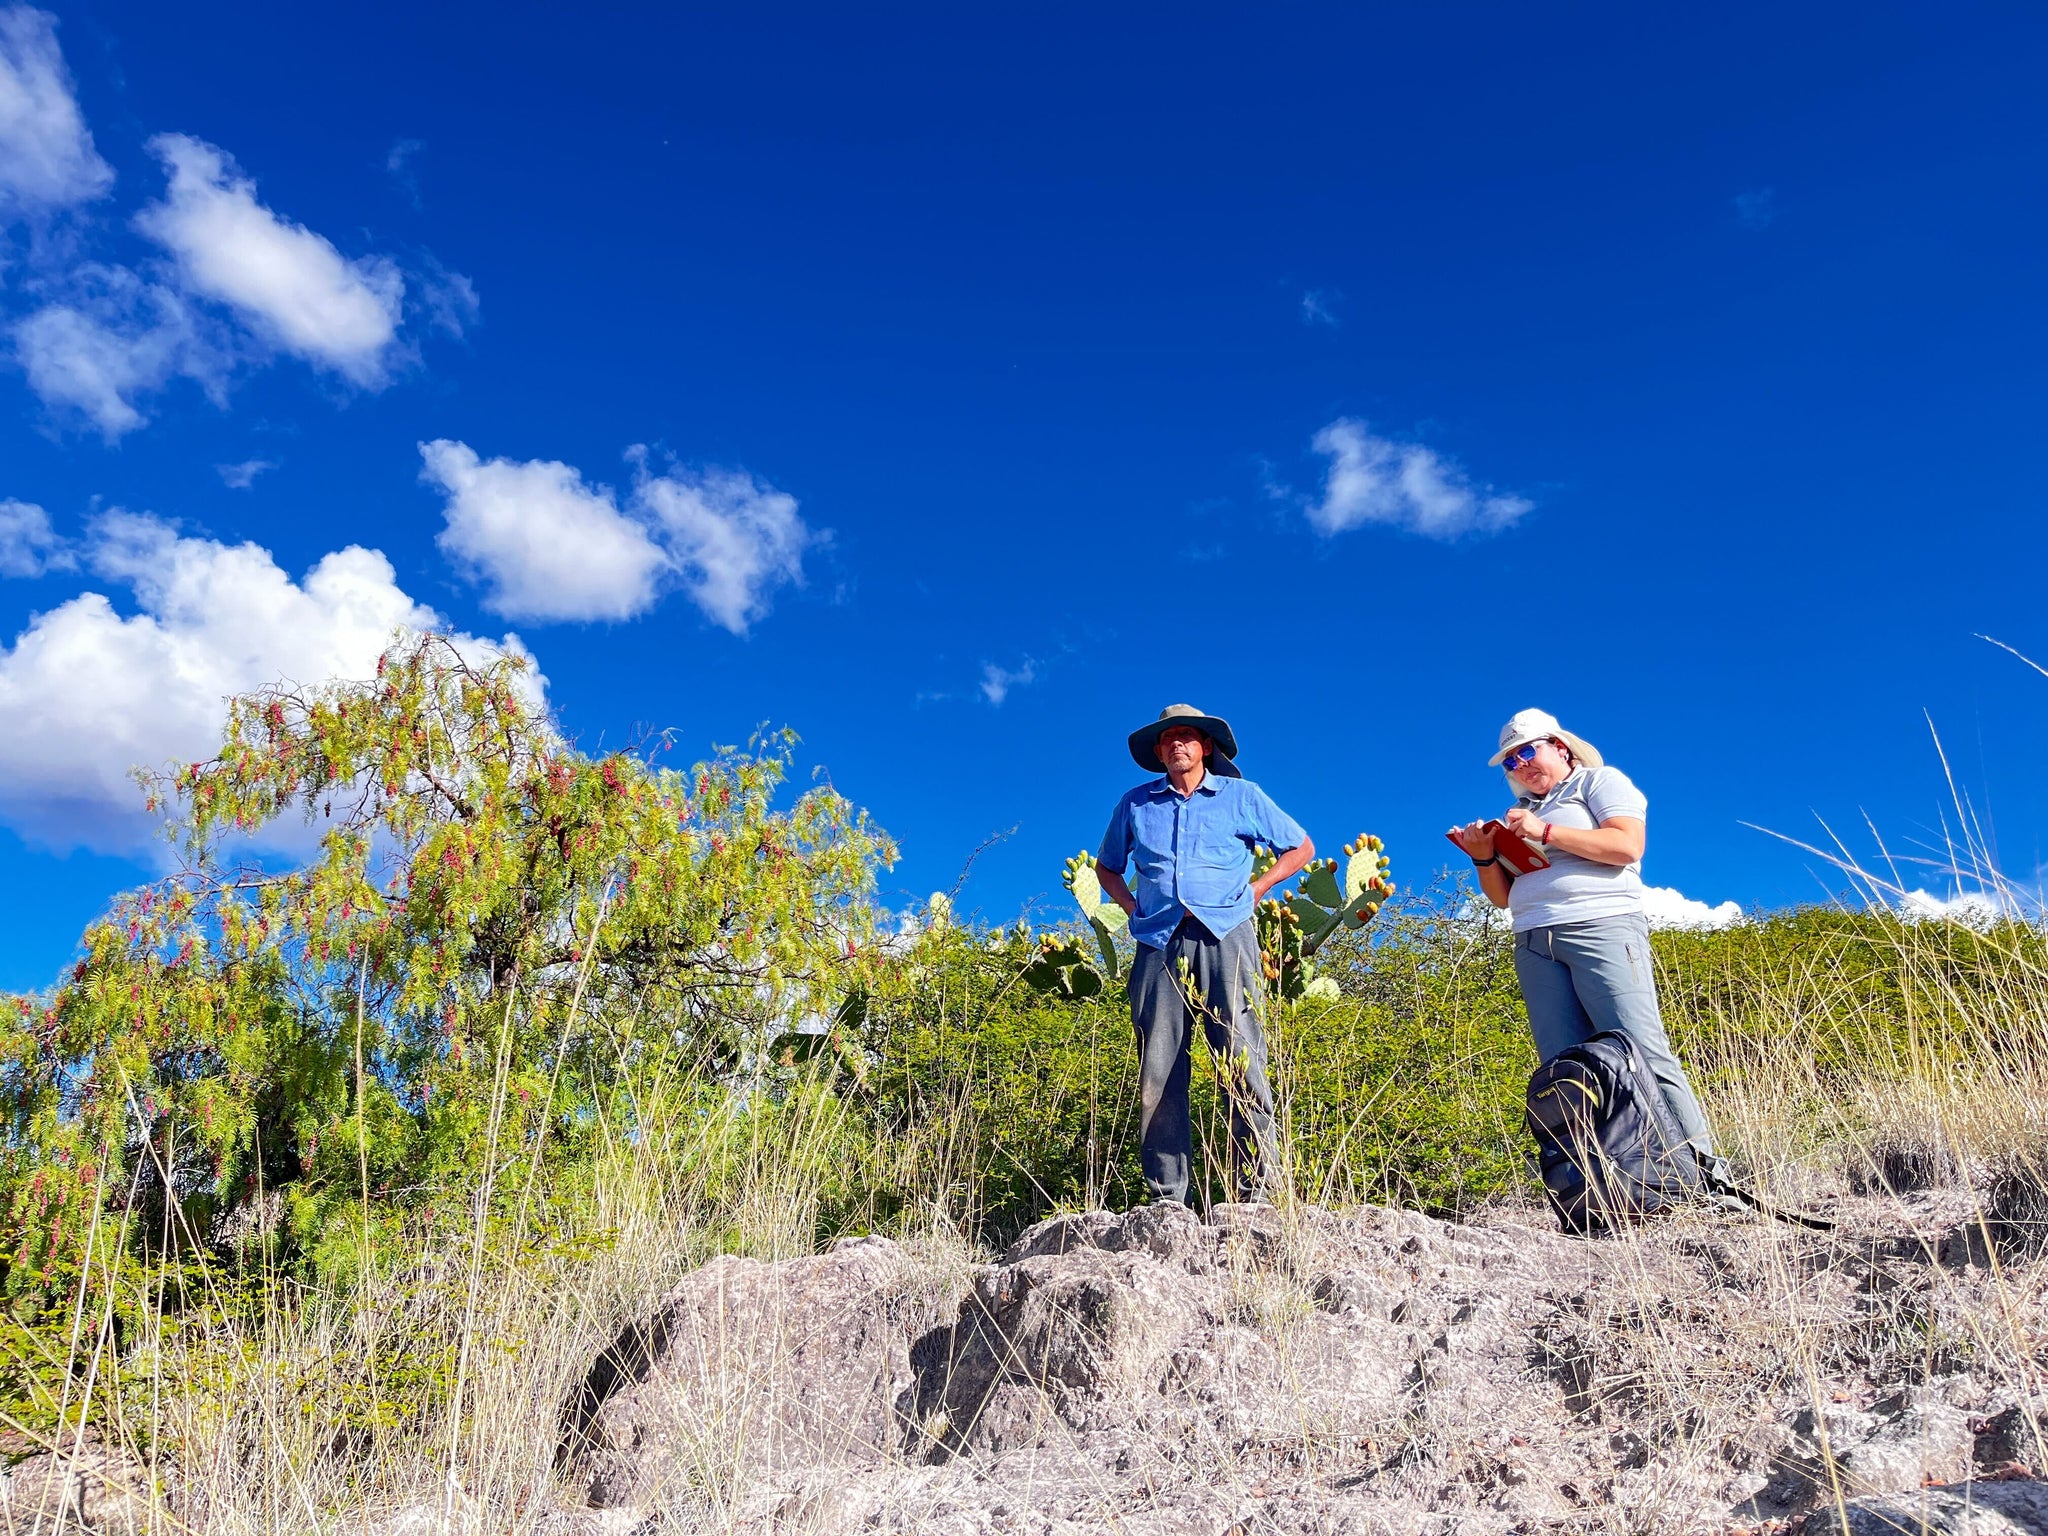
[{"x1": 1449, "y1": 709, "x2": 1726, "y2": 1175}]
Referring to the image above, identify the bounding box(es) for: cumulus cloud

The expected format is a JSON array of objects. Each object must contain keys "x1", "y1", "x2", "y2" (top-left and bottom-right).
[
  {"x1": 420, "y1": 440, "x2": 816, "y2": 634},
  {"x1": 0, "y1": 496, "x2": 70, "y2": 575},
  {"x1": 0, "y1": 6, "x2": 112, "y2": 217},
  {"x1": 0, "y1": 510, "x2": 527, "y2": 852},
  {"x1": 135, "y1": 134, "x2": 404, "y2": 383},
  {"x1": 1300, "y1": 418, "x2": 1531, "y2": 540},
  {"x1": 422, "y1": 441, "x2": 666, "y2": 625},
  {"x1": 1, "y1": 22, "x2": 473, "y2": 433},
  {"x1": 1639, "y1": 884, "x2": 1744, "y2": 931},
  {"x1": 979, "y1": 659, "x2": 1037, "y2": 706},
  {"x1": 634, "y1": 458, "x2": 812, "y2": 635}
]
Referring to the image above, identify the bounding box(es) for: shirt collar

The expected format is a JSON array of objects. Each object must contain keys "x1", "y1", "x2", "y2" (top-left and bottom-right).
[{"x1": 1146, "y1": 771, "x2": 1223, "y2": 798}]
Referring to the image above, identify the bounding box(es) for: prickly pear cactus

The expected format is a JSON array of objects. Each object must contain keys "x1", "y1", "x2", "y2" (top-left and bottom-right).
[
  {"x1": 1020, "y1": 935, "x2": 1107, "y2": 999},
  {"x1": 1022, "y1": 836, "x2": 1393, "y2": 1005},
  {"x1": 1061, "y1": 849, "x2": 1130, "y2": 980},
  {"x1": 1021, "y1": 851, "x2": 1130, "y2": 999},
  {"x1": 1255, "y1": 833, "x2": 1394, "y2": 1002}
]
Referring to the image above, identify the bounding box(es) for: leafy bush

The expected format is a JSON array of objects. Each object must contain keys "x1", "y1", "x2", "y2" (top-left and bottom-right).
[{"x1": 0, "y1": 634, "x2": 893, "y2": 1303}]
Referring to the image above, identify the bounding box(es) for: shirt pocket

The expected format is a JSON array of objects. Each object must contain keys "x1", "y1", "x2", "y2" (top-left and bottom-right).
[
  {"x1": 1190, "y1": 813, "x2": 1246, "y2": 874},
  {"x1": 1129, "y1": 805, "x2": 1174, "y2": 884}
]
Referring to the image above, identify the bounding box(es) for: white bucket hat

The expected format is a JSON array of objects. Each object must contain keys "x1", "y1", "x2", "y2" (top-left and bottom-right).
[{"x1": 1487, "y1": 707, "x2": 1603, "y2": 769}]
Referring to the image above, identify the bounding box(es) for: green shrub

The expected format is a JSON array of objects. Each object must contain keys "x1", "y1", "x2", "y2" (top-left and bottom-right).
[{"x1": 0, "y1": 634, "x2": 893, "y2": 1307}]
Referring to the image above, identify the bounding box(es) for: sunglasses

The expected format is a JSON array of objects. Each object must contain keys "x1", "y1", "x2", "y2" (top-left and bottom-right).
[{"x1": 1502, "y1": 742, "x2": 1546, "y2": 770}]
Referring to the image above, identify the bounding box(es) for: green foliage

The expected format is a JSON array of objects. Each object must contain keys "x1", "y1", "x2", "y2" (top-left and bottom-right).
[
  {"x1": 1291, "y1": 902, "x2": 1535, "y2": 1208},
  {"x1": 852, "y1": 916, "x2": 1144, "y2": 1236},
  {"x1": 0, "y1": 633, "x2": 894, "y2": 1307}
]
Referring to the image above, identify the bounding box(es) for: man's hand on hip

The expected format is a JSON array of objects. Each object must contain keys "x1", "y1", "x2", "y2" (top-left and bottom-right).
[{"x1": 1250, "y1": 835, "x2": 1316, "y2": 904}]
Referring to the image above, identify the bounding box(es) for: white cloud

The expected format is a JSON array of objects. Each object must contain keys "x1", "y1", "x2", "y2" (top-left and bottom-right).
[
  {"x1": 1301, "y1": 418, "x2": 1531, "y2": 540},
  {"x1": 1, "y1": 28, "x2": 471, "y2": 434},
  {"x1": 420, "y1": 441, "x2": 816, "y2": 634},
  {"x1": 216, "y1": 458, "x2": 275, "y2": 490},
  {"x1": 0, "y1": 6, "x2": 112, "y2": 217},
  {"x1": 633, "y1": 457, "x2": 812, "y2": 635},
  {"x1": 135, "y1": 134, "x2": 404, "y2": 383},
  {"x1": 422, "y1": 440, "x2": 667, "y2": 625},
  {"x1": 11, "y1": 265, "x2": 221, "y2": 437},
  {"x1": 979, "y1": 659, "x2": 1036, "y2": 706},
  {"x1": 413, "y1": 255, "x2": 478, "y2": 337},
  {"x1": 1897, "y1": 889, "x2": 2003, "y2": 929},
  {"x1": 1300, "y1": 289, "x2": 1338, "y2": 327},
  {"x1": 0, "y1": 496, "x2": 70, "y2": 575},
  {"x1": 1639, "y1": 884, "x2": 1744, "y2": 931},
  {"x1": 0, "y1": 509, "x2": 529, "y2": 852}
]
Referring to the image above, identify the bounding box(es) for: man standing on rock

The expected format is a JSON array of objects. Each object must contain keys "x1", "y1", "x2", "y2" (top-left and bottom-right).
[{"x1": 1095, "y1": 705, "x2": 1315, "y2": 1208}]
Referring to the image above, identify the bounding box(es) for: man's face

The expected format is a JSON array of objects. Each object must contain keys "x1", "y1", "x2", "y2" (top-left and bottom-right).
[{"x1": 1156, "y1": 725, "x2": 1211, "y2": 774}]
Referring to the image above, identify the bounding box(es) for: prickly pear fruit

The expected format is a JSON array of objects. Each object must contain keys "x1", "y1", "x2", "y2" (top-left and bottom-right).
[{"x1": 1259, "y1": 830, "x2": 1394, "y2": 999}]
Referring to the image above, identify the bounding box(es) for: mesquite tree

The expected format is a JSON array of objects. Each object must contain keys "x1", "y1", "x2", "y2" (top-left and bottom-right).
[{"x1": 0, "y1": 633, "x2": 893, "y2": 1294}]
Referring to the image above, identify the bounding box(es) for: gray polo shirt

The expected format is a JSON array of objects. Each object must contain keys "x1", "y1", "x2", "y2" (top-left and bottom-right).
[{"x1": 1506, "y1": 765, "x2": 1647, "y2": 932}]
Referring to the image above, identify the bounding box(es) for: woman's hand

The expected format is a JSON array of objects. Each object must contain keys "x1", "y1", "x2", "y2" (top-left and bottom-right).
[
  {"x1": 1501, "y1": 812, "x2": 1645, "y2": 866},
  {"x1": 1449, "y1": 820, "x2": 1497, "y2": 859}
]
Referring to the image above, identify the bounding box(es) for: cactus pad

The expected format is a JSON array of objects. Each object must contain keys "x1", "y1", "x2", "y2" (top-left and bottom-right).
[
  {"x1": 1021, "y1": 935, "x2": 1107, "y2": 999},
  {"x1": 1024, "y1": 834, "x2": 1392, "y2": 1005},
  {"x1": 1257, "y1": 832, "x2": 1394, "y2": 1002}
]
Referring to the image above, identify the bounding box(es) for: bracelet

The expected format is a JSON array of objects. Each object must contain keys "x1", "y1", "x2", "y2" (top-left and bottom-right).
[
  {"x1": 1540, "y1": 823, "x2": 1553, "y2": 846},
  {"x1": 1472, "y1": 854, "x2": 1499, "y2": 867}
]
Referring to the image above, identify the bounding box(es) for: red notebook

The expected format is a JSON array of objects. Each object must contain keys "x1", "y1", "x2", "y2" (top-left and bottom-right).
[{"x1": 1446, "y1": 820, "x2": 1550, "y2": 876}]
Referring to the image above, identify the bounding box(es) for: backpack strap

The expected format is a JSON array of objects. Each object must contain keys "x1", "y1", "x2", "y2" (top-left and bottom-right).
[{"x1": 1703, "y1": 1162, "x2": 1835, "y2": 1232}]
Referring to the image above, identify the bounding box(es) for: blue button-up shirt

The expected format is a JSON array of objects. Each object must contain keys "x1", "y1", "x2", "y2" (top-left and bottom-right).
[{"x1": 1097, "y1": 773, "x2": 1309, "y2": 949}]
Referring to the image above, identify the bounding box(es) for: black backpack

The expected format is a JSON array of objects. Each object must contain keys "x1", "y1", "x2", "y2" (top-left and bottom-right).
[{"x1": 1526, "y1": 1029, "x2": 1703, "y2": 1236}]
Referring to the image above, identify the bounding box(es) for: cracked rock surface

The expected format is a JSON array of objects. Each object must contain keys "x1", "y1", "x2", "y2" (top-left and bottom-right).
[{"x1": 557, "y1": 1191, "x2": 2048, "y2": 1534}]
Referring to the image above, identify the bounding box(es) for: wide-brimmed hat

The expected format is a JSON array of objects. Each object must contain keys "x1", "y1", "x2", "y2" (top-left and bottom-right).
[
  {"x1": 1487, "y1": 707, "x2": 1603, "y2": 770},
  {"x1": 1128, "y1": 703, "x2": 1242, "y2": 777}
]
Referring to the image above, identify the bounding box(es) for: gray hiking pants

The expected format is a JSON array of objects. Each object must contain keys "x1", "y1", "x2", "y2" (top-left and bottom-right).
[
  {"x1": 1513, "y1": 915, "x2": 1716, "y2": 1155},
  {"x1": 1128, "y1": 914, "x2": 1277, "y2": 1204}
]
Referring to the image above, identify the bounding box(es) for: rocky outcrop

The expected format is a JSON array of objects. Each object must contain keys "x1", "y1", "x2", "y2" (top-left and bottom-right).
[
  {"x1": 0, "y1": 1440, "x2": 158, "y2": 1534},
  {"x1": 1790, "y1": 1477, "x2": 2048, "y2": 1535},
  {"x1": 560, "y1": 1192, "x2": 2047, "y2": 1535},
  {"x1": 564, "y1": 1234, "x2": 964, "y2": 1508}
]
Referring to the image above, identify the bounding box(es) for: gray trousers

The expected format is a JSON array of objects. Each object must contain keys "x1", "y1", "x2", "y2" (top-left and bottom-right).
[
  {"x1": 1513, "y1": 915, "x2": 1716, "y2": 1155},
  {"x1": 1128, "y1": 915, "x2": 1277, "y2": 1204}
]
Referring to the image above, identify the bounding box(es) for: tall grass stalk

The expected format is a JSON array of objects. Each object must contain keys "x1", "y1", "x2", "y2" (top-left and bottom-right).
[{"x1": 11, "y1": 898, "x2": 2048, "y2": 1530}]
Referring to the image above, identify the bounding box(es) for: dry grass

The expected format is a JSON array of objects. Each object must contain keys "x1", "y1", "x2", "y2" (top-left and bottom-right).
[{"x1": 11, "y1": 902, "x2": 2048, "y2": 1535}]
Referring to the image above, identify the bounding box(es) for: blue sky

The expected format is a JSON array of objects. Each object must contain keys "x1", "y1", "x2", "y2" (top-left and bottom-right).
[{"x1": 2, "y1": 3, "x2": 2046, "y2": 988}]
